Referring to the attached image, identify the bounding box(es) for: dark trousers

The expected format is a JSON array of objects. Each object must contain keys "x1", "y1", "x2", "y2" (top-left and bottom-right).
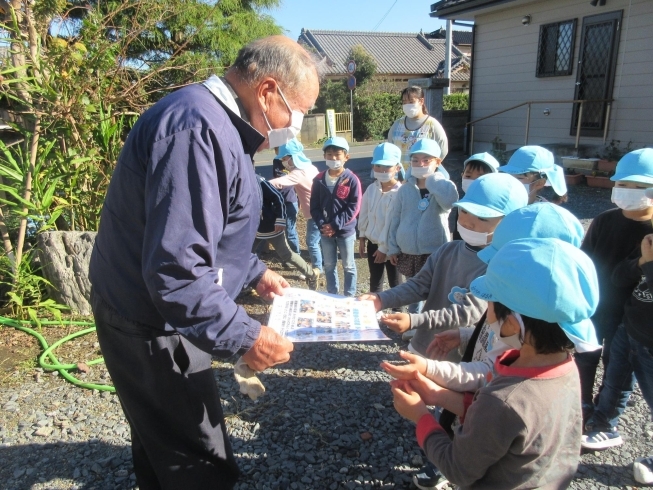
[
  {"x1": 91, "y1": 292, "x2": 239, "y2": 490},
  {"x1": 366, "y1": 240, "x2": 403, "y2": 293}
]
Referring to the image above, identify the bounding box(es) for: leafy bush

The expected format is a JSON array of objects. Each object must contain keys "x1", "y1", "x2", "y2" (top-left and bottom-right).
[
  {"x1": 353, "y1": 92, "x2": 403, "y2": 141},
  {"x1": 443, "y1": 93, "x2": 469, "y2": 111}
]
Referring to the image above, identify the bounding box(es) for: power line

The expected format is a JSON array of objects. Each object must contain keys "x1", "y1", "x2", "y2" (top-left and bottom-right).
[{"x1": 371, "y1": 0, "x2": 399, "y2": 32}]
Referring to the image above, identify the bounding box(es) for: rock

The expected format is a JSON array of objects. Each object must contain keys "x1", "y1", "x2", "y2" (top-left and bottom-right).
[
  {"x1": 13, "y1": 468, "x2": 25, "y2": 478},
  {"x1": 77, "y1": 363, "x2": 91, "y2": 374},
  {"x1": 360, "y1": 432, "x2": 373, "y2": 441},
  {"x1": 34, "y1": 427, "x2": 53, "y2": 437}
]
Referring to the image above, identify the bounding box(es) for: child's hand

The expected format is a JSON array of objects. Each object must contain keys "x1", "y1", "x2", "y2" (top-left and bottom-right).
[
  {"x1": 359, "y1": 238, "x2": 367, "y2": 258},
  {"x1": 426, "y1": 329, "x2": 461, "y2": 360},
  {"x1": 640, "y1": 234, "x2": 653, "y2": 265},
  {"x1": 389, "y1": 254, "x2": 399, "y2": 266},
  {"x1": 373, "y1": 250, "x2": 387, "y2": 264},
  {"x1": 381, "y1": 312, "x2": 411, "y2": 333},
  {"x1": 320, "y1": 224, "x2": 335, "y2": 237},
  {"x1": 405, "y1": 371, "x2": 449, "y2": 407},
  {"x1": 274, "y1": 224, "x2": 286, "y2": 234},
  {"x1": 390, "y1": 379, "x2": 430, "y2": 423},
  {"x1": 358, "y1": 293, "x2": 383, "y2": 312},
  {"x1": 380, "y1": 350, "x2": 427, "y2": 379}
]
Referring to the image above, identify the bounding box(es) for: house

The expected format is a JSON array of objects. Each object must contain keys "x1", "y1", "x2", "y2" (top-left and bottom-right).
[
  {"x1": 427, "y1": 27, "x2": 474, "y2": 55},
  {"x1": 430, "y1": 0, "x2": 653, "y2": 154},
  {"x1": 298, "y1": 29, "x2": 471, "y2": 93}
]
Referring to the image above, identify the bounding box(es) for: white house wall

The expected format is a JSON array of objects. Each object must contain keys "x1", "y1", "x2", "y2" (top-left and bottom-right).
[{"x1": 470, "y1": 0, "x2": 653, "y2": 153}]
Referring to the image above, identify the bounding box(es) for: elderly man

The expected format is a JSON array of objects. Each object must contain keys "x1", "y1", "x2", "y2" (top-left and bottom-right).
[{"x1": 89, "y1": 36, "x2": 322, "y2": 488}]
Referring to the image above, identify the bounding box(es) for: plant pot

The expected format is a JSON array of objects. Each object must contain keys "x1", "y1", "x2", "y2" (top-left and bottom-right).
[
  {"x1": 565, "y1": 173, "x2": 585, "y2": 185},
  {"x1": 561, "y1": 157, "x2": 598, "y2": 171},
  {"x1": 598, "y1": 159, "x2": 618, "y2": 173},
  {"x1": 586, "y1": 175, "x2": 615, "y2": 189}
]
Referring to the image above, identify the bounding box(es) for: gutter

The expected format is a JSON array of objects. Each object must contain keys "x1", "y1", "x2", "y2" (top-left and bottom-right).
[{"x1": 430, "y1": 0, "x2": 517, "y2": 19}]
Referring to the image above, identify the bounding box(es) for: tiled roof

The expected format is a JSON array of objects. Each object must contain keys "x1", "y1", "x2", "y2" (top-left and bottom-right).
[
  {"x1": 427, "y1": 28, "x2": 473, "y2": 46},
  {"x1": 298, "y1": 29, "x2": 464, "y2": 76},
  {"x1": 436, "y1": 56, "x2": 471, "y2": 81}
]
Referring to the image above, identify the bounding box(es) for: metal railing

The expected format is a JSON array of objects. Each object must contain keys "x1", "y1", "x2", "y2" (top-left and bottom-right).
[
  {"x1": 334, "y1": 112, "x2": 352, "y2": 133},
  {"x1": 467, "y1": 99, "x2": 613, "y2": 155}
]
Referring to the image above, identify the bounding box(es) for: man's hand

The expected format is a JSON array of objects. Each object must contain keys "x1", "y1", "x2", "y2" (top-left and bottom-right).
[
  {"x1": 426, "y1": 329, "x2": 461, "y2": 360},
  {"x1": 255, "y1": 269, "x2": 289, "y2": 301},
  {"x1": 358, "y1": 293, "x2": 382, "y2": 312},
  {"x1": 381, "y1": 312, "x2": 411, "y2": 333},
  {"x1": 320, "y1": 224, "x2": 335, "y2": 237},
  {"x1": 359, "y1": 238, "x2": 367, "y2": 258},
  {"x1": 640, "y1": 234, "x2": 653, "y2": 266},
  {"x1": 274, "y1": 224, "x2": 286, "y2": 234},
  {"x1": 389, "y1": 254, "x2": 398, "y2": 266},
  {"x1": 373, "y1": 250, "x2": 387, "y2": 264},
  {"x1": 242, "y1": 325, "x2": 294, "y2": 372},
  {"x1": 390, "y1": 379, "x2": 430, "y2": 423},
  {"x1": 380, "y1": 350, "x2": 427, "y2": 380}
]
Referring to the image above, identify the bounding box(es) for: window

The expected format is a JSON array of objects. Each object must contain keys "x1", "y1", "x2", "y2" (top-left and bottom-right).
[{"x1": 536, "y1": 19, "x2": 577, "y2": 77}]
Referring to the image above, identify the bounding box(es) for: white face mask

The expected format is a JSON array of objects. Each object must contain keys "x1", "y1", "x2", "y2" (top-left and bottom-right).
[
  {"x1": 261, "y1": 85, "x2": 304, "y2": 148},
  {"x1": 281, "y1": 158, "x2": 293, "y2": 169},
  {"x1": 461, "y1": 178, "x2": 474, "y2": 193},
  {"x1": 411, "y1": 165, "x2": 435, "y2": 179},
  {"x1": 457, "y1": 221, "x2": 492, "y2": 247},
  {"x1": 611, "y1": 187, "x2": 653, "y2": 211},
  {"x1": 374, "y1": 171, "x2": 394, "y2": 183},
  {"x1": 522, "y1": 182, "x2": 532, "y2": 194},
  {"x1": 326, "y1": 160, "x2": 343, "y2": 170},
  {"x1": 403, "y1": 102, "x2": 422, "y2": 118},
  {"x1": 488, "y1": 313, "x2": 524, "y2": 350}
]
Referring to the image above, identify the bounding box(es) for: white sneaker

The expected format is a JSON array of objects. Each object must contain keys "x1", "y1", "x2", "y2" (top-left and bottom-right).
[{"x1": 634, "y1": 456, "x2": 653, "y2": 484}]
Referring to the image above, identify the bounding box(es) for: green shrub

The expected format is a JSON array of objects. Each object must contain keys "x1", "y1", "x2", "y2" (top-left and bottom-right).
[
  {"x1": 443, "y1": 93, "x2": 469, "y2": 111},
  {"x1": 353, "y1": 92, "x2": 403, "y2": 141}
]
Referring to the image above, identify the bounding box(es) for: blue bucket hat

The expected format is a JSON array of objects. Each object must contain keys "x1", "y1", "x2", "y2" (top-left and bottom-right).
[
  {"x1": 322, "y1": 136, "x2": 350, "y2": 152},
  {"x1": 500, "y1": 146, "x2": 567, "y2": 197},
  {"x1": 470, "y1": 238, "x2": 600, "y2": 352},
  {"x1": 453, "y1": 173, "x2": 528, "y2": 219},
  {"x1": 477, "y1": 202, "x2": 584, "y2": 263},
  {"x1": 464, "y1": 152, "x2": 500, "y2": 173},
  {"x1": 372, "y1": 142, "x2": 401, "y2": 167},
  {"x1": 610, "y1": 148, "x2": 653, "y2": 184},
  {"x1": 275, "y1": 138, "x2": 312, "y2": 170}
]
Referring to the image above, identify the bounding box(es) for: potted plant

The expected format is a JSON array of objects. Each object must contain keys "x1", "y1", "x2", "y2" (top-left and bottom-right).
[
  {"x1": 564, "y1": 168, "x2": 585, "y2": 186},
  {"x1": 597, "y1": 140, "x2": 632, "y2": 173},
  {"x1": 586, "y1": 170, "x2": 615, "y2": 189}
]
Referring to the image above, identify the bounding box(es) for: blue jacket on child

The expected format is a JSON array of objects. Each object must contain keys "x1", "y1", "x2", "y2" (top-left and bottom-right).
[{"x1": 309, "y1": 168, "x2": 362, "y2": 238}]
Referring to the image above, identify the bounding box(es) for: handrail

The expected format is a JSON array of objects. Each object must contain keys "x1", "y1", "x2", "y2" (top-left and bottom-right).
[{"x1": 466, "y1": 98, "x2": 614, "y2": 155}]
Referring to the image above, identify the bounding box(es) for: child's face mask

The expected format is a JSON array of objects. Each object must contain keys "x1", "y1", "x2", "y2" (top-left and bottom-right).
[
  {"x1": 488, "y1": 312, "x2": 524, "y2": 350},
  {"x1": 611, "y1": 187, "x2": 653, "y2": 211},
  {"x1": 326, "y1": 160, "x2": 343, "y2": 170},
  {"x1": 281, "y1": 157, "x2": 294, "y2": 169},
  {"x1": 402, "y1": 101, "x2": 422, "y2": 118},
  {"x1": 374, "y1": 171, "x2": 395, "y2": 183},
  {"x1": 457, "y1": 222, "x2": 492, "y2": 247},
  {"x1": 461, "y1": 178, "x2": 474, "y2": 192}
]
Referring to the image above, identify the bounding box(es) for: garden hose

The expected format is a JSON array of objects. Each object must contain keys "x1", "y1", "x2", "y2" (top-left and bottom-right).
[{"x1": 0, "y1": 315, "x2": 115, "y2": 392}]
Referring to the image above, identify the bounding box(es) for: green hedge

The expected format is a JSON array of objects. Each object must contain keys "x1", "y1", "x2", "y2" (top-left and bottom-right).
[
  {"x1": 443, "y1": 93, "x2": 469, "y2": 111},
  {"x1": 353, "y1": 92, "x2": 403, "y2": 141}
]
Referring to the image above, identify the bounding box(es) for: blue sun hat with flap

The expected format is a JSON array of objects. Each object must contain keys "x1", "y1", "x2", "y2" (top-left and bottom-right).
[
  {"x1": 499, "y1": 145, "x2": 567, "y2": 196},
  {"x1": 372, "y1": 142, "x2": 402, "y2": 166},
  {"x1": 275, "y1": 138, "x2": 312, "y2": 169},
  {"x1": 470, "y1": 238, "x2": 600, "y2": 353},
  {"x1": 610, "y1": 148, "x2": 653, "y2": 184},
  {"x1": 454, "y1": 173, "x2": 528, "y2": 219},
  {"x1": 477, "y1": 202, "x2": 584, "y2": 263},
  {"x1": 464, "y1": 152, "x2": 500, "y2": 173}
]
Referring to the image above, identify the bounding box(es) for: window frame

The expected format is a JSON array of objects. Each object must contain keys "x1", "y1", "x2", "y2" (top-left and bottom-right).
[{"x1": 536, "y1": 19, "x2": 578, "y2": 78}]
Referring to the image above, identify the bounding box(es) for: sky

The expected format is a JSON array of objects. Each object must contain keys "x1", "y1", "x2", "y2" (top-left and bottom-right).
[{"x1": 265, "y1": 0, "x2": 459, "y2": 41}]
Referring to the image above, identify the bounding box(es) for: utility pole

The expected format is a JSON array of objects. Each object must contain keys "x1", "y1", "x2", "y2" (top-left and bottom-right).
[{"x1": 444, "y1": 20, "x2": 452, "y2": 95}]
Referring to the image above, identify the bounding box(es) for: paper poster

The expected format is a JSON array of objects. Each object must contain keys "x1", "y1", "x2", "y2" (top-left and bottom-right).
[{"x1": 267, "y1": 288, "x2": 389, "y2": 342}]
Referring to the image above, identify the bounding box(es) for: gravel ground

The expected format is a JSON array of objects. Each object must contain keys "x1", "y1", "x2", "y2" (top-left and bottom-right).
[{"x1": 2, "y1": 151, "x2": 650, "y2": 490}]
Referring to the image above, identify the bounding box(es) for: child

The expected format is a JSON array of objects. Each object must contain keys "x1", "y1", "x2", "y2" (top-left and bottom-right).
[
  {"x1": 358, "y1": 142, "x2": 403, "y2": 294},
  {"x1": 310, "y1": 136, "x2": 361, "y2": 296},
  {"x1": 252, "y1": 176, "x2": 320, "y2": 289},
  {"x1": 272, "y1": 154, "x2": 300, "y2": 255},
  {"x1": 576, "y1": 148, "x2": 653, "y2": 427},
  {"x1": 361, "y1": 173, "x2": 528, "y2": 358},
  {"x1": 390, "y1": 238, "x2": 599, "y2": 489},
  {"x1": 451, "y1": 152, "x2": 500, "y2": 241},
  {"x1": 582, "y1": 233, "x2": 653, "y2": 458},
  {"x1": 385, "y1": 139, "x2": 458, "y2": 316},
  {"x1": 385, "y1": 203, "x2": 587, "y2": 396},
  {"x1": 499, "y1": 145, "x2": 568, "y2": 204},
  {"x1": 269, "y1": 138, "x2": 322, "y2": 272}
]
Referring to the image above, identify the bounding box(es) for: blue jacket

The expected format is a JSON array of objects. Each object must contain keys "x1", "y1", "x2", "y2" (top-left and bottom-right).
[
  {"x1": 309, "y1": 168, "x2": 361, "y2": 238},
  {"x1": 89, "y1": 83, "x2": 266, "y2": 357},
  {"x1": 257, "y1": 175, "x2": 287, "y2": 239}
]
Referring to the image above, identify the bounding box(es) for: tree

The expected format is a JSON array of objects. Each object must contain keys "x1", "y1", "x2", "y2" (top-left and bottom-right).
[{"x1": 347, "y1": 44, "x2": 376, "y2": 87}]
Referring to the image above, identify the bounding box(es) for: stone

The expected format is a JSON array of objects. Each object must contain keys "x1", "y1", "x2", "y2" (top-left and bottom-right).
[{"x1": 34, "y1": 427, "x2": 53, "y2": 437}]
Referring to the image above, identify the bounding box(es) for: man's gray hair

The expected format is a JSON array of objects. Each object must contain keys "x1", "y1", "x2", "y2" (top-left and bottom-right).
[{"x1": 231, "y1": 37, "x2": 326, "y2": 97}]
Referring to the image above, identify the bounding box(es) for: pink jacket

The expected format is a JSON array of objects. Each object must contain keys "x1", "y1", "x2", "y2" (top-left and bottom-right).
[{"x1": 268, "y1": 165, "x2": 319, "y2": 219}]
